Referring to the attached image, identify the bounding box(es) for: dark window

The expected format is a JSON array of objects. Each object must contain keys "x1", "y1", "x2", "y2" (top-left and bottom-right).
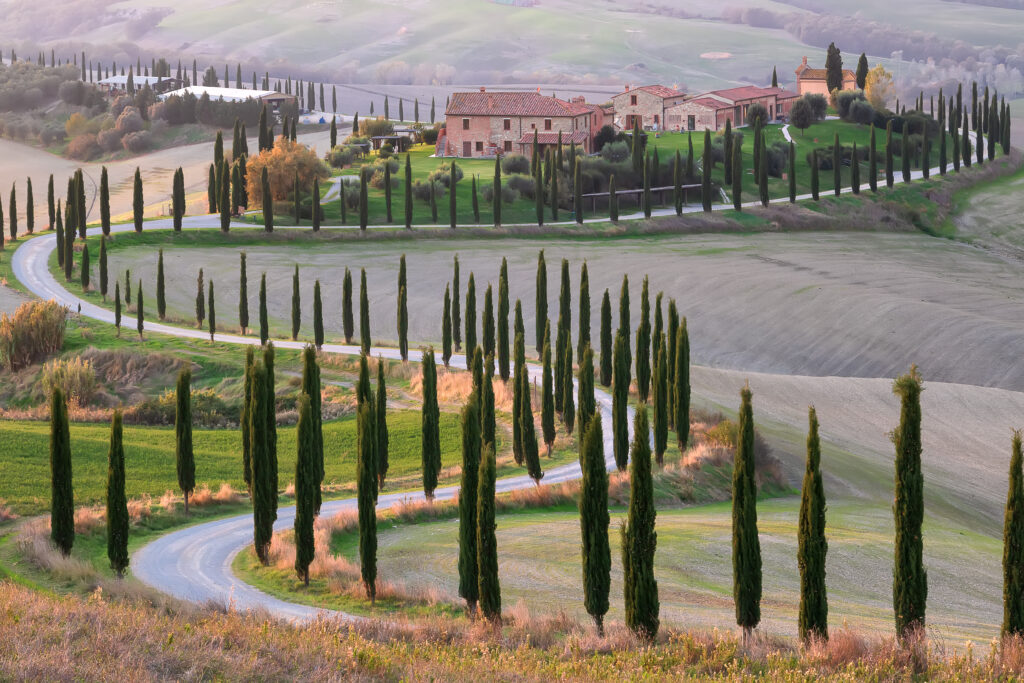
[
  {"x1": 504, "y1": 140, "x2": 512, "y2": 152},
  {"x1": 462, "y1": 118, "x2": 470, "y2": 130},
  {"x1": 687, "y1": 115, "x2": 695, "y2": 130},
  {"x1": 463, "y1": 141, "x2": 471, "y2": 156},
  {"x1": 503, "y1": 118, "x2": 511, "y2": 130},
  {"x1": 630, "y1": 95, "x2": 637, "y2": 105},
  {"x1": 544, "y1": 119, "x2": 552, "y2": 130},
  {"x1": 476, "y1": 141, "x2": 483, "y2": 151}
]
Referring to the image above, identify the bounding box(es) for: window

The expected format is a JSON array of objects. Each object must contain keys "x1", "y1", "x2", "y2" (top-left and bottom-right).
[
  {"x1": 475, "y1": 141, "x2": 483, "y2": 151},
  {"x1": 687, "y1": 115, "x2": 695, "y2": 131},
  {"x1": 503, "y1": 118, "x2": 511, "y2": 131},
  {"x1": 654, "y1": 114, "x2": 659, "y2": 125},
  {"x1": 630, "y1": 95, "x2": 637, "y2": 105},
  {"x1": 544, "y1": 119, "x2": 552, "y2": 130},
  {"x1": 504, "y1": 140, "x2": 512, "y2": 152},
  {"x1": 462, "y1": 118, "x2": 470, "y2": 130},
  {"x1": 463, "y1": 141, "x2": 471, "y2": 156}
]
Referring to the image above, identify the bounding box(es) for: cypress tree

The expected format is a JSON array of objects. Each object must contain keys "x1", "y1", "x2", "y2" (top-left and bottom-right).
[
  {"x1": 561, "y1": 341, "x2": 575, "y2": 436},
  {"x1": 622, "y1": 403, "x2": 659, "y2": 640},
  {"x1": 330, "y1": 117, "x2": 337, "y2": 149},
  {"x1": 114, "y1": 282, "x2": 121, "y2": 336},
  {"x1": 550, "y1": 157, "x2": 559, "y2": 221},
  {"x1": 459, "y1": 390, "x2": 481, "y2": 613},
  {"x1": 376, "y1": 359, "x2": 389, "y2": 492},
  {"x1": 493, "y1": 156, "x2": 502, "y2": 227},
  {"x1": 599, "y1": 290, "x2": 612, "y2": 387},
  {"x1": 653, "y1": 344, "x2": 668, "y2": 465},
  {"x1": 25, "y1": 177, "x2": 33, "y2": 234},
  {"x1": 939, "y1": 124, "x2": 947, "y2": 176},
  {"x1": 554, "y1": 258, "x2": 571, "y2": 414},
  {"x1": 541, "y1": 340, "x2": 555, "y2": 455},
  {"x1": 429, "y1": 180, "x2": 438, "y2": 223},
  {"x1": 76, "y1": 169, "x2": 86, "y2": 238},
  {"x1": 672, "y1": 153, "x2": 682, "y2": 215},
  {"x1": 55, "y1": 203, "x2": 63, "y2": 266},
  {"x1": 421, "y1": 348, "x2": 441, "y2": 500},
  {"x1": 262, "y1": 167, "x2": 273, "y2": 232},
  {"x1": 482, "y1": 354, "x2": 497, "y2": 451},
  {"x1": 618, "y1": 274, "x2": 631, "y2": 372},
  {"x1": 666, "y1": 300, "x2": 679, "y2": 428},
  {"x1": 522, "y1": 367, "x2": 543, "y2": 484},
  {"x1": 831, "y1": 132, "x2": 841, "y2": 195},
  {"x1": 635, "y1": 276, "x2": 651, "y2": 402},
  {"x1": 953, "y1": 116, "x2": 962, "y2": 172},
  {"x1": 613, "y1": 333, "x2": 629, "y2": 471},
  {"x1": 465, "y1": 273, "x2": 477, "y2": 357},
  {"x1": 80, "y1": 244, "x2": 90, "y2": 291},
  {"x1": 733, "y1": 383, "x2": 762, "y2": 641},
  {"x1": 156, "y1": 249, "x2": 166, "y2": 319},
  {"x1": 47, "y1": 174, "x2": 54, "y2": 231},
  {"x1": 810, "y1": 150, "x2": 820, "y2": 200},
  {"x1": 732, "y1": 143, "x2": 743, "y2": 210},
  {"x1": 343, "y1": 267, "x2": 354, "y2": 344},
  {"x1": 476, "y1": 442, "x2": 500, "y2": 622},
  {"x1": 195, "y1": 268, "x2": 205, "y2": 329},
  {"x1": 175, "y1": 368, "x2": 196, "y2": 513},
  {"x1": 869, "y1": 126, "x2": 878, "y2": 192},
  {"x1": 360, "y1": 268, "x2": 371, "y2": 354},
  {"x1": 470, "y1": 175, "x2": 479, "y2": 223},
  {"x1": 577, "y1": 344, "x2": 596, "y2": 438},
  {"x1": 106, "y1": 410, "x2": 129, "y2": 576},
  {"x1": 673, "y1": 319, "x2": 690, "y2": 452},
  {"x1": 208, "y1": 280, "x2": 216, "y2": 341},
  {"x1": 357, "y1": 401, "x2": 377, "y2": 604},
  {"x1": 687, "y1": 133, "x2": 695, "y2": 180},
  {"x1": 498, "y1": 257, "x2": 510, "y2": 382},
  {"x1": 220, "y1": 160, "x2": 231, "y2": 230},
  {"x1": 133, "y1": 167, "x2": 143, "y2": 232},
  {"x1": 49, "y1": 387, "x2": 74, "y2": 556},
  {"x1": 313, "y1": 280, "x2": 324, "y2": 349},
  {"x1": 136, "y1": 282, "x2": 144, "y2": 339},
  {"x1": 482, "y1": 284, "x2": 495, "y2": 359},
  {"x1": 242, "y1": 348, "x2": 254, "y2": 492},
  {"x1": 287, "y1": 265, "x2": 300, "y2": 340},
  {"x1": 99, "y1": 237, "x2": 108, "y2": 301},
  {"x1": 301, "y1": 346, "x2": 324, "y2": 513},
  {"x1": 239, "y1": 253, "x2": 249, "y2": 334},
  {"x1": 293, "y1": 392, "x2": 316, "y2": 586},
  {"x1": 1004, "y1": 430, "x2": 1024, "y2": 636},
  {"x1": 442, "y1": 285, "x2": 453, "y2": 367},
  {"x1": 312, "y1": 178, "x2": 321, "y2": 231},
  {"x1": 885, "y1": 121, "x2": 894, "y2": 187},
  {"x1": 96, "y1": 166, "x2": 110, "y2": 236},
  {"x1": 259, "y1": 273, "x2": 269, "y2": 345},
  {"x1": 609, "y1": 174, "x2": 618, "y2": 222},
  {"x1": 798, "y1": 406, "x2": 829, "y2": 643},
  {"x1": 452, "y1": 255, "x2": 462, "y2": 352},
  {"x1": 892, "y1": 365, "x2": 926, "y2": 641},
  {"x1": 264, "y1": 344, "x2": 279, "y2": 510},
  {"x1": 534, "y1": 157, "x2": 544, "y2": 226},
  {"x1": 701, "y1": 129, "x2": 712, "y2": 212},
  {"x1": 404, "y1": 154, "x2": 413, "y2": 229},
  {"x1": 851, "y1": 143, "x2": 860, "y2": 194},
  {"x1": 577, "y1": 261, "x2": 590, "y2": 361},
  {"x1": 513, "y1": 329, "x2": 526, "y2": 465},
  {"x1": 535, "y1": 250, "x2": 547, "y2": 356},
  {"x1": 724, "y1": 118, "x2": 733, "y2": 185},
  {"x1": 922, "y1": 128, "x2": 930, "y2": 180},
  {"x1": 579, "y1": 415, "x2": 610, "y2": 635}
]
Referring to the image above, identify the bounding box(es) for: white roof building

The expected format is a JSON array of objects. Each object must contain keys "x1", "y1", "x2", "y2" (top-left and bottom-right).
[{"x1": 159, "y1": 86, "x2": 282, "y2": 103}]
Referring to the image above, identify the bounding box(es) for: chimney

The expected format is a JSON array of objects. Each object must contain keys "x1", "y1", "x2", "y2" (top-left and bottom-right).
[
  {"x1": 801, "y1": 56, "x2": 808, "y2": 66},
  {"x1": 479, "y1": 86, "x2": 486, "y2": 92},
  {"x1": 624, "y1": 84, "x2": 630, "y2": 92}
]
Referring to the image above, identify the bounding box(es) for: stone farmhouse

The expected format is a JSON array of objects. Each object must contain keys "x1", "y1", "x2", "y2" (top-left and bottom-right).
[
  {"x1": 440, "y1": 88, "x2": 611, "y2": 158},
  {"x1": 666, "y1": 86, "x2": 798, "y2": 132},
  {"x1": 609, "y1": 84, "x2": 687, "y2": 130},
  {"x1": 795, "y1": 56, "x2": 857, "y2": 96}
]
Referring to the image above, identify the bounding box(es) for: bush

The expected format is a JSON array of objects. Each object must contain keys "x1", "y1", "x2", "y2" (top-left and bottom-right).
[
  {"x1": 327, "y1": 144, "x2": 362, "y2": 168},
  {"x1": 66, "y1": 133, "x2": 100, "y2": 161},
  {"x1": 121, "y1": 130, "x2": 152, "y2": 153},
  {"x1": 412, "y1": 180, "x2": 445, "y2": 202},
  {"x1": 836, "y1": 90, "x2": 867, "y2": 120},
  {"x1": 481, "y1": 183, "x2": 520, "y2": 205},
  {"x1": 593, "y1": 124, "x2": 618, "y2": 152},
  {"x1": 506, "y1": 173, "x2": 536, "y2": 199},
  {"x1": 38, "y1": 125, "x2": 65, "y2": 146},
  {"x1": 39, "y1": 357, "x2": 98, "y2": 406},
  {"x1": 58, "y1": 81, "x2": 87, "y2": 106},
  {"x1": 359, "y1": 117, "x2": 394, "y2": 138},
  {"x1": 847, "y1": 99, "x2": 876, "y2": 126},
  {"x1": 379, "y1": 142, "x2": 395, "y2": 158},
  {"x1": 746, "y1": 103, "x2": 769, "y2": 127},
  {"x1": 764, "y1": 141, "x2": 791, "y2": 177},
  {"x1": 803, "y1": 94, "x2": 828, "y2": 121},
  {"x1": 97, "y1": 128, "x2": 124, "y2": 152},
  {"x1": 501, "y1": 154, "x2": 530, "y2": 175},
  {"x1": 369, "y1": 157, "x2": 400, "y2": 189},
  {"x1": 245, "y1": 137, "x2": 331, "y2": 204},
  {"x1": 0, "y1": 300, "x2": 67, "y2": 371},
  {"x1": 419, "y1": 126, "x2": 440, "y2": 145},
  {"x1": 125, "y1": 387, "x2": 234, "y2": 428},
  {"x1": 600, "y1": 140, "x2": 630, "y2": 163},
  {"x1": 115, "y1": 107, "x2": 145, "y2": 135},
  {"x1": 427, "y1": 162, "x2": 464, "y2": 188},
  {"x1": 110, "y1": 96, "x2": 134, "y2": 119}
]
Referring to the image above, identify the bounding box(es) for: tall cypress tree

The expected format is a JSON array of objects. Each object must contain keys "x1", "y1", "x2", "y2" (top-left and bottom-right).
[
  {"x1": 618, "y1": 274, "x2": 631, "y2": 372},
  {"x1": 47, "y1": 174, "x2": 54, "y2": 232},
  {"x1": 342, "y1": 267, "x2": 354, "y2": 344},
  {"x1": 635, "y1": 277, "x2": 651, "y2": 402},
  {"x1": 561, "y1": 342, "x2": 575, "y2": 436},
  {"x1": 541, "y1": 340, "x2": 555, "y2": 455},
  {"x1": 521, "y1": 367, "x2": 543, "y2": 484},
  {"x1": 733, "y1": 383, "x2": 762, "y2": 641},
  {"x1": 132, "y1": 167, "x2": 143, "y2": 232},
  {"x1": 476, "y1": 442, "x2": 500, "y2": 622},
  {"x1": 851, "y1": 143, "x2": 860, "y2": 194},
  {"x1": 482, "y1": 353, "x2": 497, "y2": 451},
  {"x1": 498, "y1": 258, "x2": 510, "y2": 382},
  {"x1": 360, "y1": 268, "x2": 371, "y2": 354},
  {"x1": 452, "y1": 255, "x2": 461, "y2": 352},
  {"x1": 294, "y1": 393, "x2": 316, "y2": 586},
  {"x1": 49, "y1": 387, "x2": 74, "y2": 556},
  {"x1": 106, "y1": 410, "x2": 129, "y2": 576},
  {"x1": 465, "y1": 273, "x2": 477, "y2": 356},
  {"x1": 242, "y1": 348, "x2": 254, "y2": 492},
  {"x1": 156, "y1": 249, "x2": 166, "y2": 320},
  {"x1": 513, "y1": 328, "x2": 526, "y2": 465},
  {"x1": 376, "y1": 358, "x2": 389, "y2": 492},
  {"x1": 175, "y1": 368, "x2": 196, "y2": 514},
  {"x1": 449, "y1": 160, "x2": 458, "y2": 229},
  {"x1": 580, "y1": 415, "x2": 610, "y2": 635},
  {"x1": 398, "y1": 255, "x2": 409, "y2": 360},
  {"x1": 554, "y1": 258, "x2": 571, "y2": 414},
  {"x1": 578, "y1": 262, "x2": 590, "y2": 360},
  {"x1": 733, "y1": 143, "x2": 743, "y2": 210},
  {"x1": 1004, "y1": 430, "x2": 1024, "y2": 636},
  {"x1": 577, "y1": 344, "x2": 596, "y2": 439},
  {"x1": 832, "y1": 132, "x2": 842, "y2": 195},
  {"x1": 798, "y1": 405, "x2": 828, "y2": 643},
  {"x1": 701, "y1": 129, "x2": 712, "y2": 212},
  {"x1": 623, "y1": 403, "x2": 659, "y2": 640},
  {"x1": 99, "y1": 167, "x2": 110, "y2": 236},
  {"x1": 459, "y1": 390, "x2": 481, "y2": 613},
  {"x1": 312, "y1": 178, "x2": 321, "y2": 231},
  {"x1": 442, "y1": 285, "x2": 453, "y2": 367},
  {"x1": 674, "y1": 319, "x2": 690, "y2": 452},
  {"x1": 259, "y1": 273, "x2": 269, "y2": 345},
  {"x1": 264, "y1": 343, "x2": 279, "y2": 513},
  {"x1": 535, "y1": 250, "x2": 548, "y2": 356},
  {"x1": 220, "y1": 160, "x2": 231, "y2": 231},
  {"x1": 313, "y1": 280, "x2": 324, "y2": 349},
  {"x1": 599, "y1": 289, "x2": 612, "y2": 387},
  {"x1": 404, "y1": 154, "x2": 413, "y2": 229},
  {"x1": 885, "y1": 121, "x2": 895, "y2": 187},
  {"x1": 869, "y1": 126, "x2": 878, "y2": 193},
  {"x1": 653, "y1": 344, "x2": 668, "y2": 465},
  {"x1": 300, "y1": 346, "x2": 324, "y2": 514},
  {"x1": 195, "y1": 268, "x2": 205, "y2": 329},
  {"x1": 811, "y1": 151, "x2": 820, "y2": 200},
  {"x1": 482, "y1": 284, "x2": 495, "y2": 360},
  {"x1": 24, "y1": 177, "x2": 33, "y2": 235},
  {"x1": 613, "y1": 333, "x2": 630, "y2": 471},
  {"x1": 136, "y1": 282, "x2": 144, "y2": 339},
  {"x1": 421, "y1": 348, "x2": 441, "y2": 500},
  {"x1": 262, "y1": 167, "x2": 273, "y2": 232},
  {"x1": 892, "y1": 365, "x2": 926, "y2": 641},
  {"x1": 80, "y1": 244, "x2": 90, "y2": 291},
  {"x1": 208, "y1": 280, "x2": 216, "y2": 341},
  {"x1": 357, "y1": 401, "x2": 377, "y2": 604},
  {"x1": 114, "y1": 282, "x2": 122, "y2": 336},
  {"x1": 901, "y1": 127, "x2": 911, "y2": 183},
  {"x1": 99, "y1": 237, "x2": 108, "y2": 301}
]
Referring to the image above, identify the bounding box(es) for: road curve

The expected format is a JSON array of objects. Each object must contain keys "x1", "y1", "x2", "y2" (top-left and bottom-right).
[{"x1": 12, "y1": 223, "x2": 628, "y2": 621}]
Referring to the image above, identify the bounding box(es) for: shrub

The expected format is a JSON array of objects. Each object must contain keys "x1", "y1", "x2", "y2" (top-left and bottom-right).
[
  {"x1": 245, "y1": 137, "x2": 331, "y2": 204},
  {"x1": 593, "y1": 124, "x2": 618, "y2": 152},
  {"x1": 39, "y1": 357, "x2": 98, "y2": 406},
  {"x1": 121, "y1": 130, "x2": 152, "y2": 153},
  {"x1": 359, "y1": 117, "x2": 394, "y2": 138},
  {"x1": 110, "y1": 96, "x2": 134, "y2": 119},
  {"x1": 601, "y1": 140, "x2": 630, "y2": 163},
  {"x1": 505, "y1": 173, "x2": 536, "y2": 199},
  {"x1": 481, "y1": 184, "x2": 520, "y2": 205},
  {"x1": 58, "y1": 81, "x2": 87, "y2": 106},
  {"x1": 125, "y1": 387, "x2": 234, "y2": 427},
  {"x1": 847, "y1": 99, "x2": 876, "y2": 126},
  {"x1": 115, "y1": 107, "x2": 145, "y2": 135},
  {"x1": 65, "y1": 112, "x2": 94, "y2": 138},
  {"x1": 764, "y1": 141, "x2": 790, "y2": 177},
  {"x1": 501, "y1": 154, "x2": 530, "y2": 175},
  {"x1": 0, "y1": 300, "x2": 67, "y2": 371},
  {"x1": 38, "y1": 125, "x2": 65, "y2": 146},
  {"x1": 66, "y1": 133, "x2": 100, "y2": 161},
  {"x1": 97, "y1": 128, "x2": 124, "y2": 152},
  {"x1": 427, "y1": 162, "x2": 464, "y2": 188},
  {"x1": 746, "y1": 102, "x2": 769, "y2": 127},
  {"x1": 803, "y1": 94, "x2": 828, "y2": 121},
  {"x1": 327, "y1": 145, "x2": 360, "y2": 168},
  {"x1": 379, "y1": 143, "x2": 395, "y2": 158},
  {"x1": 411, "y1": 180, "x2": 445, "y2": 202},
  {"x1": 419, "y1": 126, "x2": 440, "y2": 145},
  {"x1": 835, "y1": 90, "x2": 867, "y2": 120}
]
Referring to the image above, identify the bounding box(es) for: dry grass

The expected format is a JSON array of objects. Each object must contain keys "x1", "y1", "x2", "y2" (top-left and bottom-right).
[
  {"x1": 73, "y1": 506, "x2": 105, "y2": 535},
  {"x1": 0, "y1": 499, "x2": 17, "y2": 522},
  {"x1": 126, "y1": 495, "x2": 152, "y2": 523}
]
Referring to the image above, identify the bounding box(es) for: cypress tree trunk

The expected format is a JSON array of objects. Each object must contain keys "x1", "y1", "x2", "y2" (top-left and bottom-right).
[
  {"x1": 798, "y1": 406, "x2": 828, "y2": 643},
  {"x1": 452, "y1": 255, "x2": 462, "y2": 352},
  {"x1": 49, "y1": 387, "x2": 74, "y2": 556},
  {"x1": 421, "y1": 348, "x2": 441, "y2": 500},
  {"x1": 360, "y1": 268, "x2": 371, "y2": 354},
  {"x1": 465, "y1": 273, "x2": 477, "y2": 357},
  {"x1": 535, "y1": 250, "x2": 547, "y2": 356},
  {"x1": 357, "y1": 401, "x2": 377, "y2": 604},
  {"x1": 673, "y1": 320, "x2": 690, "y2": 454},
  {"x1": 892, "y1": 365, "x2": 927, "y2": 641},
  {"x1": 498, "y1": 258, "x2": 510, "y2": 382},
  {"x1": 313, "y1": 280, "x2": 324, "y2": 349},
  {"x1": 156, "y1": 249, "x2": 166, "y2": 319},
  {"x1": 259, "y1": 274, "x2": 269, "y2": 345},
  {"x1": 106, "y1": 410, "x2": 129, "y2": 576},
  {"x1": 623, "y1": 404, "x2": 659, "y2": 640},
  {"x1": 342, "y1": 268, "x2": 354, "y2": 344},
  {"x1": 100, "y1": 167, "x2": 111, "y2": 235},
  {"x1": 1004, "y1": 430, "x2": 1024, "y2": 636},
  {"x1": 458, "y1": 391, "x2": 481, "y2": 613},
  {"x1": 442, "y1": 286, "x2": 452, "y2": 367},
  {"x1": 175, "y1": 368, "x2": 196, "y2": 514},
  {"x1": 522, "y1": 368, "x2": 543, "y2": 484},
  {"x1": 541, "y1": 340, "x2": 555, "y2": 455},
  {"x1": 580, "y1": 416, "x2": 610, "y2": 635},
  {"x1": 653, "y1": 345, "x2": 668, "y2": 465},
  {"x1": 132, "y1": 167, "x2": 143, "y2": 232},
  {"x1": 733, "y1": 383, "x2": 762, "y2": 641},
  {"x1": 294, "y1": 393, "x2": 316, "y2": 586},
  {"x1": 613, "y1": 333, "x2": 629, "y2": 471},
  {"x1": 600, "y1": 290, "x2": 612, "y2": 387},
  {"x1": 476, "y1": 443, "x2": 500, "y2": 622}
]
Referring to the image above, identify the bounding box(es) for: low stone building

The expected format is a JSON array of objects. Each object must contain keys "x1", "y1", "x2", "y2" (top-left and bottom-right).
[
  {"x1": 439, "y1": 89, "x2": 608, "y2": 158},
  {"x1": 610, "y1": 84, "x2": 687, "y2": 130},
  {"x1": 795, "y1": 56, "x2": 857, "y2": 97},
  {"x1": 159, "y1": 86, "x2": 296, "y2": 114},
  {"x1": 665, "y1": 85, "x2": 799, "y2": 131}
]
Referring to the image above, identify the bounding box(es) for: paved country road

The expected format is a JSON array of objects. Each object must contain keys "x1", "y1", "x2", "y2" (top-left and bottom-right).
[{"x1": 12, "y1": 222, "x2": 628, "y2": 622}]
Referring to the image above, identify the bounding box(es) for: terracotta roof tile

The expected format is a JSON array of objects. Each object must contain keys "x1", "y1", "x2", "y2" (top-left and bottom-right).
[
  {"x1": 446, "y1": 91, "x2": 591, "y2": 117},
  {"x1": 682, "y1": 97, "x2": 735, "y2": 111},
  {"x1": 517, "y1": 130, "x2": 590, "y2": 144},
  {"x1": 613, "y1": 84, "x2": 685, "y2": 100},
  {"x1": 704, "y1": 85, "x2": 778, "y2": 102}
]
